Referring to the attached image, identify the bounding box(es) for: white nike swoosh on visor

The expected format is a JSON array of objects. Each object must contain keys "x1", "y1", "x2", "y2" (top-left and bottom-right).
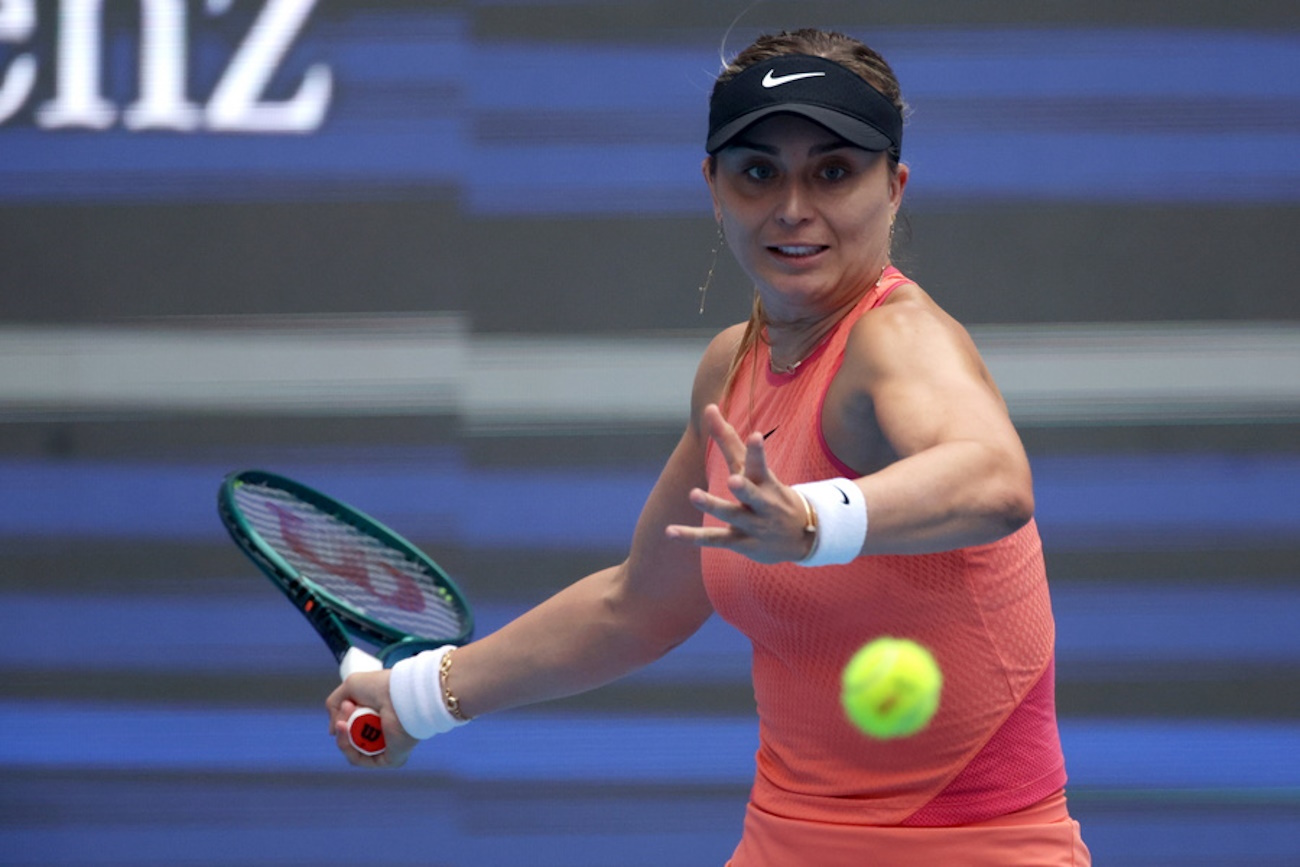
[{"x1": 762, "y1": 70, "x2": 827, "y2": 88}]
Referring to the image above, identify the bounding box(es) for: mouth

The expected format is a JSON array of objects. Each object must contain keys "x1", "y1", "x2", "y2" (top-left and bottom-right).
[{"x1": 769, "y1": 244, "x2": 829, "y2": 260}]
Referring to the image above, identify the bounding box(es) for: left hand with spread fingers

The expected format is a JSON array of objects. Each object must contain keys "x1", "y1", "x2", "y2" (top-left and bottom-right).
[{"x1": 666, "y1": 403, "x2": 814, "y2": 564}]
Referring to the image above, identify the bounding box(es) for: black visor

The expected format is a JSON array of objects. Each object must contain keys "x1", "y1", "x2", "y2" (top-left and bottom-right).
[{"x1": 706, "y1": 55, "x2": 902, "y2": 159}]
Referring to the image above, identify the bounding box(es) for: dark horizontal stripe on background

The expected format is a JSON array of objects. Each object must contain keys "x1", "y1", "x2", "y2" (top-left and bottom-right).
[
  {"x1": 0, "y1": 768, "x2": 749, "y2": 867},
  {"x1": 4, "y1": 203, "x2": 1296, "y2": 328},
  {"x1": 3, "y1": 539, "x2": 1295, "y2": 599}
]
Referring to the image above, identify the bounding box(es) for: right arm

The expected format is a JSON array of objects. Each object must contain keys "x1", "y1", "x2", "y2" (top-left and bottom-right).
[
  {"x1": 452, "y1": 327, "x2": 742, "y2": 715},
  {"x1": 327, "y1": 325, "x2": 742, "y2": 762}
]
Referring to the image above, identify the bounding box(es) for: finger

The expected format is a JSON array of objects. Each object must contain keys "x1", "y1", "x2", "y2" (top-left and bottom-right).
[
  {"x1": 688, "y1": 485, "x2": 733, "y2": 512},
  {"x1": 326, "y1": 686, "x2": 352, "y2": 731},
  {"x1": 742, "y1": 431, "x2": 774, "y2": 485},
  {"x1": 689, "y1": 486, "x2": 758, "y2": 527},
  {"x1": 703, "y1": 404, "x2": 749, "y2": 474},
  {"x1": 330, "y1": 702, "x2": 357, "y2": 737},
  {"x1": 684, "y1": 491, "x2": 767, "y2": 542},
  {"x1": 666, "y1": 522, "x2": 749, "y2": 547},
  {"x1": 726, "y1": 462, "x2": 784, "y2": 514},
  {"x1": 725, "y1": 472, "x2": 767, "y2": 512}
]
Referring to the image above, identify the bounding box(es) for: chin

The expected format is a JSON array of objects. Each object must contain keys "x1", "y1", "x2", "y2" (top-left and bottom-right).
[{"x1": 760, "y1": 281, "x2": 833, "y2": 311}]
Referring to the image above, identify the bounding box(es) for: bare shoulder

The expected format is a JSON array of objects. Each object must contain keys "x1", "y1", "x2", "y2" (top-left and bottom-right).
[
  {"x1": 824, "y1": 281, "x2": 1012, "y2": 468},
  {"x1": 844, "y1": 283, "x2": 988, "y2": 384},
  {"x1": 700, "y1": 322, "x2": 747, "y2": 372}
]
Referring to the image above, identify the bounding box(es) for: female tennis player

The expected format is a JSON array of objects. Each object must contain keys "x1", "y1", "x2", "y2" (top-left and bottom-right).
[{"x1": 327, "y1": 28, "x2": 1090, "y2": 865}]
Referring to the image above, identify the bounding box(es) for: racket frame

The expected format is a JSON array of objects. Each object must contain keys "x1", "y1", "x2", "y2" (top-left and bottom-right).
[{"x1": 217, "y1": 469, "x2": 475, "y2": 667}]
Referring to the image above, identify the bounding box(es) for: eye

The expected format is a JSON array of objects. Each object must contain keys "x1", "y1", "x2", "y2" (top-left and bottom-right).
[
  {"x1": 820, "y1": 164, "x2": 850, "y2": 182},
  {"x1": 742, "y1": 162, "x2": 777, "y2": 182}
]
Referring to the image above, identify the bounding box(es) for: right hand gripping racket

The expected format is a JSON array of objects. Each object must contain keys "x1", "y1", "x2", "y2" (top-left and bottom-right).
[{"x1": 218, "y1": 470, "x2": 474, "y2": 755}]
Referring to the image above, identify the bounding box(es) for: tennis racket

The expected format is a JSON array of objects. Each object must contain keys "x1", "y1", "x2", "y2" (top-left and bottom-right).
[{"x1": 218, "y1": 469, "x2": 474, "y2": 756}]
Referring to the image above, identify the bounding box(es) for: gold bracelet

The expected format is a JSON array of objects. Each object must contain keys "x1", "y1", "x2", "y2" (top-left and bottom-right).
[
  {"x1": 795, "y1": 489, "x2": 819, "y2": 562},
  {"x1": 795, "y1": 489, "x2": 818, "y2": 534},
  {"x1": 439, "y1": 646, "x2": 472, "y2": 722}
]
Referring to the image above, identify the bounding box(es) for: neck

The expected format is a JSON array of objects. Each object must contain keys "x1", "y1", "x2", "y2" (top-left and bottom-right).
[{"x1": 765, "y1": 266, "x2": 889, "y2": 373}]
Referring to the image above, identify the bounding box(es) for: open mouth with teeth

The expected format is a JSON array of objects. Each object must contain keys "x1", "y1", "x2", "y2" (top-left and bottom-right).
[{"x1": 770, "y1": 245, "x2": 829, "y2": 259}]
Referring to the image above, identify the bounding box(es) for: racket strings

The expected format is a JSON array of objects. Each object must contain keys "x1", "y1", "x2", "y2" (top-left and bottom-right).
[{"x1": 234, "y1": 483, "x2": 468, "y2": 642}]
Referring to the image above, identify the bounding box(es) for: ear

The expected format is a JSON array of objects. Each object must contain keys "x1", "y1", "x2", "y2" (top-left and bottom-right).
[
  {"x1": 889, "y1": 162, "x2": 909, "y2": 214},
  {"x1": 701, "y1": 157, "x2": 723, "y2": 222}
]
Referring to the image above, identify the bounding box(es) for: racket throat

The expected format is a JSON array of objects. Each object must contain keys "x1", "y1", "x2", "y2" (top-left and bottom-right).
[{"x1": 339, "y1": 645, "x2": 383, "y2": 681}]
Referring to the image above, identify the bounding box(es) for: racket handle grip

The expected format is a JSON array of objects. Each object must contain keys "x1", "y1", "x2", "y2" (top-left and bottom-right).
[{"x1": 339, "y1": 647, "x2": 386, "y2": 755}]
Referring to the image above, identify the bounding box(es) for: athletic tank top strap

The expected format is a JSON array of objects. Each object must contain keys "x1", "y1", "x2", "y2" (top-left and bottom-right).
[{"x1": 873, "y1": 264, "x2": 911, "y2": 307}]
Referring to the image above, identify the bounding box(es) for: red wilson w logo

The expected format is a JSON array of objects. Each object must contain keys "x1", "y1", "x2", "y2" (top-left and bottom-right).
[{"x1": 268, "y1": 503, "x2": 427, "y2": 613}]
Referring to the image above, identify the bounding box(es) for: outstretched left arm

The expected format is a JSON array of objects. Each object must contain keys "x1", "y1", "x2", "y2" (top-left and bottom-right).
[
  {"x1": 669, "y1": 298, "x2": 1034, "y2": 560},
  {"x1": 825, "y1": 299, "x2": 1035, "y2": 555}
]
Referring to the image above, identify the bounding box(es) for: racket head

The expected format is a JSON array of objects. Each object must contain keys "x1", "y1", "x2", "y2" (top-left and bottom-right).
[{"x1": 218, "y1": 469, "x2": 474, "y2": 665}]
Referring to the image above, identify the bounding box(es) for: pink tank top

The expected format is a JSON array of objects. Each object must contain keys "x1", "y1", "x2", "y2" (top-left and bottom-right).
[{"x1": 701, "y1": 267, "x2": 1066, "y2": 828}]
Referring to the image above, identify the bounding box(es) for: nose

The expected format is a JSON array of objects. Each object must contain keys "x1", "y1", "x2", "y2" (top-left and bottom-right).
[{"x1": 774, "y1": 179, "x2": 813, "y2": 226}]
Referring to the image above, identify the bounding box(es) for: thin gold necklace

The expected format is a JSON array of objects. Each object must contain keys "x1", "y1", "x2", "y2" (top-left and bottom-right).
[{"x1": 769, "y1": 352, "x2": 808, "y2": 375}]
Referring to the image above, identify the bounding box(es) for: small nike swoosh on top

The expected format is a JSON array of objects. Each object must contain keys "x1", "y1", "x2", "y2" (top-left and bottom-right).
[{"x1": 762, "y1": 70, "x2": 827, "y2": 88}]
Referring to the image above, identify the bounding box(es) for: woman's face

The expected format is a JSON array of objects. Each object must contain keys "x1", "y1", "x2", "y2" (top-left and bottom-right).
[{"x1": 705, "y1": 114, "x2": 907, "y2": 320}]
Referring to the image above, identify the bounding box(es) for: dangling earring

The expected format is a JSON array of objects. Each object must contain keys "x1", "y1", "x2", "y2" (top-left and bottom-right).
[{"x1": 698, "y1": 222, "x2": 725, "y2": 314}]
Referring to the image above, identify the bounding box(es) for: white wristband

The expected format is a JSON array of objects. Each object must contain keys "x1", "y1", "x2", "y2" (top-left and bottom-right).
[
  {"x1": 388, "y1": 645, "x2": 470, "y2": 739},
  {"x1": 792, "y1": 478, "x2": 868, "y2": 566}
]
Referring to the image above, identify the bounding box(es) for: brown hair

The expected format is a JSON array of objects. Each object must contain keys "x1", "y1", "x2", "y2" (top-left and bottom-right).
[{"x1": 711, "y1": 30, "x2": 908, "y2": 406}]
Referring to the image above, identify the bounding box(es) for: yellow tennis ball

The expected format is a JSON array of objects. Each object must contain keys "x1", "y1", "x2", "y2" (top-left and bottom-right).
[{"x1": 841, "y1": 637, "x2": 943, "y2": 739}]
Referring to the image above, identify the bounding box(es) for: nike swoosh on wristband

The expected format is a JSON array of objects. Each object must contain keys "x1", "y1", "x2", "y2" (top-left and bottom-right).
[
  {"x1": 834, "y1": 485, "x2": 850, "y2": 505},
  {"x1": 762, "y1": 70, "x2": 827, "y2": 88}
]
